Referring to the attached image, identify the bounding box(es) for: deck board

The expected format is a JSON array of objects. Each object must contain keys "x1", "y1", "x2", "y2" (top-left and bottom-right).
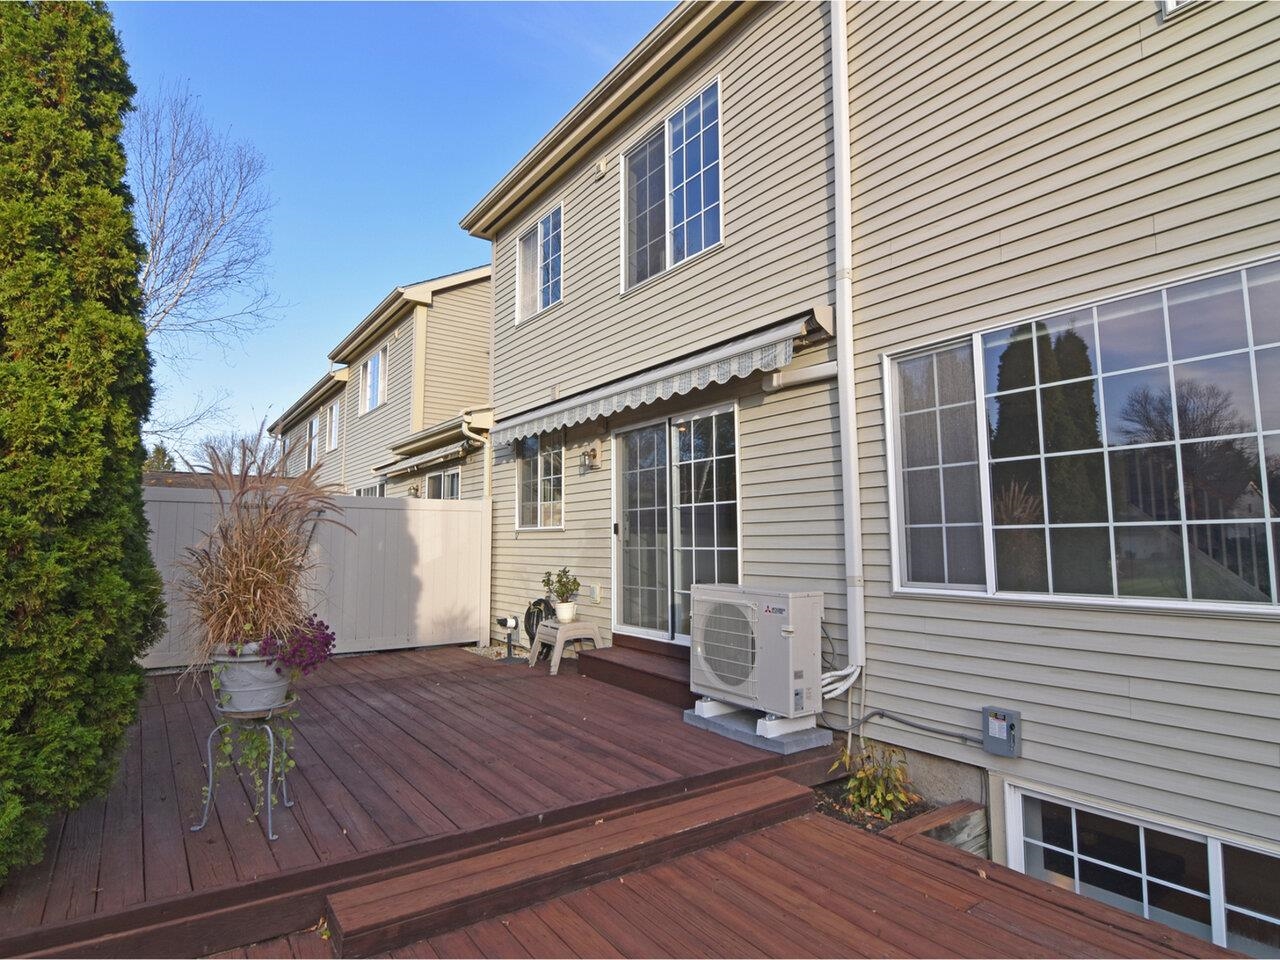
[
  {"x1": 0, "y1": 647, "x2": 828, "y2": 958},
  {"x1": 392, "y1": 815, "x2": 1238, "y2": 959}
]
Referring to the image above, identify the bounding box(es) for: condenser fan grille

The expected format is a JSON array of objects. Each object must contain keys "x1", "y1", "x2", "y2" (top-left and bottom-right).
[{"x1": 694, "y1": 601, "x2": 758, "y2": 689}]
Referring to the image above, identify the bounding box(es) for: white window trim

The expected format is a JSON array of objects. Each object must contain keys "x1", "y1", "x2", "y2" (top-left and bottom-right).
[
  {"x1": 884, "y1": 253, "x2": 1280, "y2": 619},
  {"x1": 424, "y1": 466, "x2": 462, "y2": 500},
  {"x1": 608, "y1": 400, "x2": 742, "y2": 646},
  {"x1": 1159, "y1": 0, "x2": 1200, "y2": 20},
  {"x1": 617, "y1": 74, "x2": 725, "y2": 295},
  {"x1": 515, "y1": 202, "x2": 566, "y2": 324},
  {"x1": 306, "y1": 415, "x2": 319, "y2": 470},
  {"x1": 361, "y1": 343, "x2": 389, "y2": 415},
  {"x1": 354, "y1": 480, "x2": 385, "y2": 498},
  {"x1": 1005, "y1": 780, "x2": 1280, "y2": 952},
  {"x1": 326, "y1": 399, "x2": 340, "y2": 451},
  {"x1": 514, "y1": 437, "x2": 565, "y2": 531}
]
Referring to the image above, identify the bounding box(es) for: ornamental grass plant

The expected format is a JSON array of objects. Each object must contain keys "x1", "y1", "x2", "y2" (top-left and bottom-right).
[{"x1": 180, "y1": 428, "x2": 346, "y2": 674}]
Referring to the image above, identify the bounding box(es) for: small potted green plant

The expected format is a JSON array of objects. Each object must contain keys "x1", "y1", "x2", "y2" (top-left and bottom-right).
[{"x1": 543, "y1": 567, "x2": 581, "y2": 623}]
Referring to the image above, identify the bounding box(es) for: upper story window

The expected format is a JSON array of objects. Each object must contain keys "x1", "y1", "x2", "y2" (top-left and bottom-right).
[
  {"x1": 425, "y1": 467, "x2": 461, "y2": 500},
  {"x1": 362, "y1": 344, "x2": 387, "y2": 414},
  {"x1": 326, "y1": 399, "x2": 340, "y2": 451},
  {"x1": 518, "y1": 206, "x2": 562, "y2": 320},
  {"x1": 306, "y1": 415, "x2": 319, "y2": 470},
  {"x1": 624, "y1": 80, "x2": 722, "y2": 289},
  {"x1": 890, "y1": 259, "x2": 1280, "y2": 610},
  {"x1": 1159, "y1": 0, "x2": 1199, "y2": 18},
  {"x1": 517, "y1": 434, "x2": 563, "y2": 529}
]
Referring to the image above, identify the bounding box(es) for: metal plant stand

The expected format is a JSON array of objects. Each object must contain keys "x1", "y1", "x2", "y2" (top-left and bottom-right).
[{"x1": 192, "y1": 697, "x2": 297, "y2": 841}]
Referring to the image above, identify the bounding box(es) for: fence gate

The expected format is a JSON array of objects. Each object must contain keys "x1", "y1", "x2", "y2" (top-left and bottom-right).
[{"x1": 140, "y1": 488, "x2": 492, "y2": 670}]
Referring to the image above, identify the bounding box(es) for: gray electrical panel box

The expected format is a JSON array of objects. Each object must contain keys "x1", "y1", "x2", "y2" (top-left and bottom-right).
[{"x1": 981, "y1": 705, "x2": 1021, "y2": 757}]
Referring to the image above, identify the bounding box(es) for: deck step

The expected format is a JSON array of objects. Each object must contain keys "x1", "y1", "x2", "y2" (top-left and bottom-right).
[
  {"x1": 324, "y1": 776, "x2": 813, "y2": 957},
  {"x1": 578, "y1": 645, "x2": 694, "y2": 708}
]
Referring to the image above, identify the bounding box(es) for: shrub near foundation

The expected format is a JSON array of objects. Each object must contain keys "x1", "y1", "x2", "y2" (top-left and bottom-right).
[{"x1": 0, "y1": 2, "x2": 163, "y2": 881}]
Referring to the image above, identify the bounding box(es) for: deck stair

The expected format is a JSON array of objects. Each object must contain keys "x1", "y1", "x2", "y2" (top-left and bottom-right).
[
  {"x1": 324, "y1": 775, "x2": 812, "y2": 957},
  {"x1": 577, "y1": 633, "x2": 695, "y2": 708}
]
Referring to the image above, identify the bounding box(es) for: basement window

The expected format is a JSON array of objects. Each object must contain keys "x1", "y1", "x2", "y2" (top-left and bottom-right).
[{"x1": 1010, "y1": 788, "x2": 1280, "y2": 956}]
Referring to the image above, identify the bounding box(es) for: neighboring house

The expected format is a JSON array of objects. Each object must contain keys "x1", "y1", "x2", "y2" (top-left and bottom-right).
[
  {"x1": 465, "y1": 1, "x2": 1280, "y2": 954},
  {"x1": 270, "y1": 266, "x2": 493, "y2": 499},
  {"x1": 271, "y1": 367, "x2": 347, "y2": 490}
]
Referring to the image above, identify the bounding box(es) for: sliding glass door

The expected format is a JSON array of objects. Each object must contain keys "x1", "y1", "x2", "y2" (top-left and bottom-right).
[
  {"x1": 617, "y1": 423, "x2": 670, "y2": 634},
  {"x1": 615, "y1": 406, "x2": 739, "y2": 643}
]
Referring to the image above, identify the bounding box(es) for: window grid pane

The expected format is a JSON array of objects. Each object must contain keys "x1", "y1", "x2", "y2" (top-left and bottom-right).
[
  {"x1": 625, "y1": 129, "x2": 666, "y2": 287},
  {"x1": 896, "y1": 343, "x2": 984, "y2": 587},
  {"x1": 668, "y1": 82, "x2": 720, "y2": 267},
  {"x1": 978, "y1": 264, "x2": 1279, "y2": 606}
]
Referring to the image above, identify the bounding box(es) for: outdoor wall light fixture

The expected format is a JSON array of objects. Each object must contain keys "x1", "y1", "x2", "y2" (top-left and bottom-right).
[{"x1": 580, "y1": 445, "x2": 599, "y2": 472}]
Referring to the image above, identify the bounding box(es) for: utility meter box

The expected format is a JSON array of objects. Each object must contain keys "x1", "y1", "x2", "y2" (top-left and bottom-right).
[{"x1": 981, "y1": 705, "x2": 1021, "y2": 757}]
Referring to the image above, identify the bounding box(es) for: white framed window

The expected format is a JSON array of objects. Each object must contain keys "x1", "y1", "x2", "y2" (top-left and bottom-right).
[
  {"x1": 361, "y1": 344, "x2": 387, "y2": 414},
  {"x1": 623, "y1": 79, "x2": 722, "y2": 289},
  {"x1": 888, "y1": 258, "x2": 1280, "y2": 611},
  {"x1": 1159, "y1": 0, "x2": 1199, "y2": 19},
  {"x1": 354, "y1": 481, "x2": 385, "y2": 498},
  {"x1": 518, "y1": 205, "x2": 562, "y2": 320},
  {"x1": 424, "y1": 467, "x2": 461, "y2": 500},
  {"x1": 326, "y1": 399, "x2": 340, "y2": 451},
  {"x1": 306, "y1": 415, "x2": 319, "y2": 470},
  {"x1": 516, "y1": 435, "x2": 563, "y2": 529},
  {"x1": 1008, "y1": 785, "x2": 1280, "y2": 956}
]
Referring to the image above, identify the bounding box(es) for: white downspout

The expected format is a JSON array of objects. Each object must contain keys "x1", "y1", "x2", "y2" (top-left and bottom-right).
[
  {"x1": 460, "y1": 410, "x2": 491, "y2": 498},
  {"x1": 830, "y1": 0, "x2": 865, "y2": 677}
]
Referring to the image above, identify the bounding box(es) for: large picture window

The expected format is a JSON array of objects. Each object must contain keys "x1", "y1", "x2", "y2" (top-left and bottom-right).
[
  {"x1": 518, "y1": 205, "x2": 562, "y2": 320},
  {"x1": 1011, "y1": 788, "x2": 1280, "y2": 957},
  {"x1": 891, "y1": 259, "x2": 1280, "y2": 609},
  {"x1": 624, "y1": 80, "x2": 721, "y2": 289},
  {"x1": 517, "y1": 435, "x2": 562, "y2": 529}
]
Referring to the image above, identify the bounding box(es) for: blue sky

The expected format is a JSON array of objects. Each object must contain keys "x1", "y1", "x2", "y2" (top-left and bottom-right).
[{"x1": 109, "y1": 1, "x2": 670, "y2": 446}]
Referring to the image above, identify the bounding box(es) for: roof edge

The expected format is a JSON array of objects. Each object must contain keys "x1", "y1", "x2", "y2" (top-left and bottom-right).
[
  {"x1": 328, "y1": 265, "x2": 491, "y2": 364},
  {"x1": 461, "y1": 2, "x2": 749, "y2": 241},
  {"x1": 268, "y1": 371, "x2": 345, "y2": 436}
]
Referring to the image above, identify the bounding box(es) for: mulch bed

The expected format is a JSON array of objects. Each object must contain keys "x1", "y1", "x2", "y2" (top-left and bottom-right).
[{"x1": 814, "y1": 779, "x2": 933, "y2": 833}]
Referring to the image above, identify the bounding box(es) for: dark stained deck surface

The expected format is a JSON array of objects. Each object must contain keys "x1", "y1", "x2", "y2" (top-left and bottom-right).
[
  {"x1": 211, "y1": 814, "x2": 1235, "y2": 959},
  {"x1": 0, "y1": 647, "x2": 818, "y2": 955}
]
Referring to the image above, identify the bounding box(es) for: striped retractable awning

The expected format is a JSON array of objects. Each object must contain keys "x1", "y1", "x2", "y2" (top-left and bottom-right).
[{"x1": 491, "y1": 314, "x2": 816, "y2": 446}]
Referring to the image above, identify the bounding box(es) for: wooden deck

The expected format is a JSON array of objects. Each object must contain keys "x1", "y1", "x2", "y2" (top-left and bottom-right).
[
  {"x1": 0, "y1": 647, "x2": 833, "y2": 958},
  {"x1": 401, "y1": 816, "x2": 1238, "y2": 960},
  {"x1": 210, "y1": 813, "x2": 1236, "y2": 959}
]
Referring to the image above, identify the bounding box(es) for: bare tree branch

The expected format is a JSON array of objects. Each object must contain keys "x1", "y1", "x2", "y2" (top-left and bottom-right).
[
  {"x1": 143, "y1": 388, "x2": 232, "y2": 455},
  {"x1": 127, "y1": 81, "x2": 280, "y2": 365}
]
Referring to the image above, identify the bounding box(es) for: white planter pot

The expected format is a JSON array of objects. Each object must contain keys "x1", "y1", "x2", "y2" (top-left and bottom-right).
[
  {"x1": 212, "y1": 642, "x2": 290, "y2": 714},
  {"x1": 554, "y1": 601, "x2": 577, "y2": 624}
]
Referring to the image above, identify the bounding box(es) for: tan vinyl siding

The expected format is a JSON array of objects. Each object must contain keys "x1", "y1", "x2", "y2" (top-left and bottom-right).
[
  {"x1": 345, "y1": 313, "x2": 415, "y2": 491},
  {"x1": 461, "y1": 455, "x2": 486, "y2": 501},
  {"x1": 281, "y1": 400, "x2": 343, "y2": 490},
  {"x1": 423, "y1": 282, "x2": 492, "y2": 425},
  {"x1": 848, "y1": 0, "x2": 1280, "y2": 845},
  {"x1": 489, "y1": 1, "x2": 836, "y2": 419},
  {"x1": 488, "y1": 350, "x2": 847, "y2": 651},
  {"x1": 384, "y1": 453, "x2": 486, "y2": 502}
]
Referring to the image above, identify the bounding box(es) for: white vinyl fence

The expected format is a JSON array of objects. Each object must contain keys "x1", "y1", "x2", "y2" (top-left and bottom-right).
[{"x1": 141, "y1": 487, "x2": 492, "y2": 669}]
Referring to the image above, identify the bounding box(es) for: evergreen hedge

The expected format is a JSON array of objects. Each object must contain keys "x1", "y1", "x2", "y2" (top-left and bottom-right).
[{"x1": 0, "y1": 2, "x2": 163, "y2": 880}]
